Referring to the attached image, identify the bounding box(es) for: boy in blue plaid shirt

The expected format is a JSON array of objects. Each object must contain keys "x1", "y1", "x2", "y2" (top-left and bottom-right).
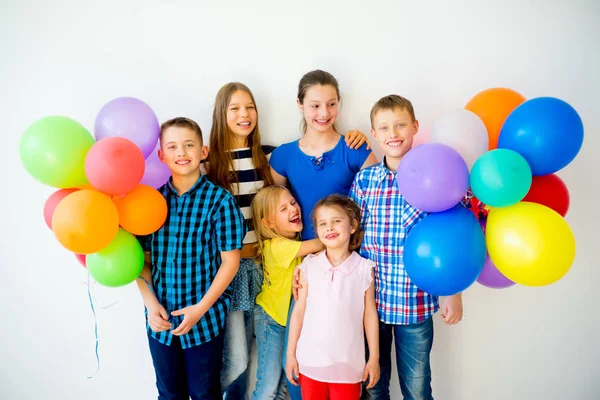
[
  {"x1": 137, "y1": 117, "x2": 246, "y2": 399},
  {"x1": 349, "y1": 96, "x2": 463, "y2": 400}
]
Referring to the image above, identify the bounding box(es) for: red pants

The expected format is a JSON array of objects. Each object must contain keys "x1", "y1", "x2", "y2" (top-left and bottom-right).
[{"x1": 299, "y1": 374, "x2": 361, "y2": 400}]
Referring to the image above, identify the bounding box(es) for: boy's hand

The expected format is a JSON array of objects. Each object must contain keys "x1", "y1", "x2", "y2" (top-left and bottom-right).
[
  {"x1": 345, "y1": 130, "x2": 371, "y2": 150},
  {"x1": 170, "y1": 304, "x2": 205, "y2": 336},
  {"x1": 440, "y1": 294, "x2": 463, "y2": 325},
  {"x1": 147, "y1": 301, "x2": 172, "y2": 333},
  {"x1": 363, "y1": 358, "x2": 380, "y2": 389},
  {"x1": 286, "y1": 354, "x2": 300, "y2": 386},
  {"x1": 292, "y1": 266, "x2": 303, "y2": 301}
]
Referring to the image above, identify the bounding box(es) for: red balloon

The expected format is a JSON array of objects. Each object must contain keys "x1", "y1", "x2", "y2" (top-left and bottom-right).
[
  {"x1": 85, "y1": 137, "x2": 145, "y2": 195},
  {"x1": 522, "y1": 174, "x2": 570, "y2": 216},
  {"x1": 75, "y1": 253, "x2": 87, "y2": 268},
  {"x1": 43, "y1": 188, "x2": 79, "y2": 229}
]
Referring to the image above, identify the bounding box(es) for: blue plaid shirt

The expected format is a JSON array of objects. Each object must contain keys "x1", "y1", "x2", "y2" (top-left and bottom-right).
[
  {"x1": 349, "y1": 159, "x2": 439, "y2": 325},
  {"x1": 142, "y1": 175, "x2": 245, "y2": 348}
]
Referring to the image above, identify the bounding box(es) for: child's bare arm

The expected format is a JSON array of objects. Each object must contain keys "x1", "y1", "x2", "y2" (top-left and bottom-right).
[
  {"x1": 363, "y1": 271, "x2": 380, "y2": 389},
  {"x1": 297, "y1": 238, "x2": 324, "y2": 258},
  {"x1": 286, "y1": 270, "x2": 308, "y2": 385},
  {"x1": 136, "y1": 252, "x2": 171, "y2": 332},
  {"x1": 171, "y1": 249, "x2": 241, "y2": 336}
]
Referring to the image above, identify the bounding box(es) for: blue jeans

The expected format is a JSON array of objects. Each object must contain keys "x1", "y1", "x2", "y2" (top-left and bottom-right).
[
  {"x1": 221, "y1": 310, "x2": 254, "y2": 399},
  {"x1": 252, "y1": 304, "x2": 287, "y2": 400},
  {"x1": 367, "y1": 317, "x2": 434, "y2": 400},
  {"x1": 282, "y1": 297, "x2": 302, "y2": 400},
  {"x1": 147, "y1": 330, "x2": 224, "y2": 400}
]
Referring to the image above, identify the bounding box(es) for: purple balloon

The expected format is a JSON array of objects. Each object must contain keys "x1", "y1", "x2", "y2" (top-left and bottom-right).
[
  {"x1": 397, "y1": 143, "x2": 469, "y2": 212},
  {"x1": 477, "y1": 254, "x2": 516, "y2": 289},
  {"x1": 94, "y1": 97, "x2": 159, "y2": 159},
  {"x1": 140, "y1": 141, "x2": 171, "y2": 189}
]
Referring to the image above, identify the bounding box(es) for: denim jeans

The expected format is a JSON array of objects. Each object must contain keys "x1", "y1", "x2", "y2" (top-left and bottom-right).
[
  {"x1": 282, "y1": 297, "x2": 302, "y2": 400},
  {"x1": 252, "y1": 304, "x2": 287, "y2": 400},
  {"x1": 366, "y1": 317, "x2": 434, "y2": 400},
  {"x1": 221, "y1": 310, "x2": 254, "y2": 399},
  {"x1": 147, "y1": 331, "x2": 224, "y2": 400}
]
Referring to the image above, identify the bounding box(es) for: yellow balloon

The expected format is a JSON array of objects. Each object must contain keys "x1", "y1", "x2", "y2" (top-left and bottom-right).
[{"x1": 486, "y1": 202, "x2": 575, "y2": 286}]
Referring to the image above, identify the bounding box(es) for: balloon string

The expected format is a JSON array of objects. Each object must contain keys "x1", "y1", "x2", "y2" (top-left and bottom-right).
[{"x1": 86, "y1": 272, "x2": 100, "y2": 379}]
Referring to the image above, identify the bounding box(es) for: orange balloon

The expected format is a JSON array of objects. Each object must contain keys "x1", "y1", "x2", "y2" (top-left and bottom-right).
[
  {"x1": 465, "y1": 88, "x2": 526, "y2": 150},
  {"x1": 112, "y1": 184, "x2": 167, "y2": 235},
  {"x1": 52, "y1": 189, "x2": 119, "y2": 254}
]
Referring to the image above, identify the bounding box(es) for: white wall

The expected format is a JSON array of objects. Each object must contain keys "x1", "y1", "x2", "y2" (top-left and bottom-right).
[{"x1": 1, "y1": 0, "x2": 599, "y2": 399}]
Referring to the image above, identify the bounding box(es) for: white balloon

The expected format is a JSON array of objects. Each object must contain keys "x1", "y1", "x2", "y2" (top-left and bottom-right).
[{"x1": 430, "y1": 109, "x2": 488, "y2": 170}]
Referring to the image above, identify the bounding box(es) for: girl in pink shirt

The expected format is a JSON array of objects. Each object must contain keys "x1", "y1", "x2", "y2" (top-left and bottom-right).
[{"x1": 286, "y1": 194, "x2": 380, "y2": 399}]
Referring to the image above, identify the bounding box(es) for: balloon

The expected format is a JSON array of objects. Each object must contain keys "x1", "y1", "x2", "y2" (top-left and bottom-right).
[
  {"x1": 498, "y1": 97, "x2": 584, "y2": 176},
  {"x1": 404, "y1": 207, "x2": 487, "y2": 296},
  {"x1": 522, "y1": 174, "x2": 570, "y2": 217},
  {"x1": 465, "y1": 88, "x2": 526, "y2": 150},
  {"x1": 477, "y1": 254, "x2": 515, "y2": 289},
  {"x1": 398, "y1": 143, "x2": 469, "y2": 212},
  {"x1": 140, "y1": 141, "x2": 171, "y2": 189},
  {"x1": 430, "y1": 109, "x2": 488, "y2": 170},
  {"x1": 75, "y1": 253, "x2": 87, "y2": 268},
  {"x1": 94, "y1": 97, "x2": 160, "y2": 158},
  {"x1": 19, "y1": 116, "x2": 95, "y2": 188},
  {"x1": 412, "y1": 127, "x2": 431, "y2": 148},
  {"x1": 87, "y1": 228, "x2": 144, "y2": 287},
  {"x1": 486, "y1": 202, "x2": 575, "y2": 286},
  {"x1": 469, "y1": 149, "x2": 532, "y2": 207},
  {"x1": 43, "y1": 188, "x2": 79, "y2": 229},
  {"x1": 52, "y1": 189, "x2": 119, "y2": 254},
  {"x1": 113, "y1": 184, "x2": 168, "y2": 235},
  {"x1": 85, "y1": 137, "x2": 145, "y2": 195}
]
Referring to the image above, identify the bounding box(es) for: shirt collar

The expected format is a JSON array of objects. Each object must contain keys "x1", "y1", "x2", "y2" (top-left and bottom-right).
[
  {"x1": 318, "y1": 251, "x2": 361, "y2": 277},
  {"x1": 373, "y1": 156, "x2": 396, "y2": 185},
  {"x1": 166, "y1": 174, "x2": 207, "y2": 196}
]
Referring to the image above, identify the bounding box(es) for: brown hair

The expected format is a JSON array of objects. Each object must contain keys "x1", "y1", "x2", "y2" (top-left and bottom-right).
[
  {"x1": 370, "y1": 94, "x2": 416, "y2": 128},
  {"x1": 207, "y1": 82, "x2": 273, "y2": 194},
  {"x1": 297, "y1": 70, "x2": 341, "y2": 134},
  {"x1": 312, "y1": 194, "x2": 361, "y2": 250},
  {"x1": 160, "y1": 117, "x2": 203, "y2": 144},
  {"x1": 251, "y1": 185, "x2": 300, "y2": 260}
]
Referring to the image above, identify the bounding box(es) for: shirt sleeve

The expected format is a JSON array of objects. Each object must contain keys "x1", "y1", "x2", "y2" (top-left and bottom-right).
[
  {"x1": 213, "y1": 194, "x2": 247, "y2": 252},
  {"x1": 269, "y1": 144, "x2": 288, "y2": 178},
  {"x1": 265, "y1": 238, "x2": 302, "y2": 269},
  {"x1": 349, "y1": 175, "x2": 368, "y2": 231},
  {"x1": 346, "y1": 142, "x2": 371, "y2": 173}
]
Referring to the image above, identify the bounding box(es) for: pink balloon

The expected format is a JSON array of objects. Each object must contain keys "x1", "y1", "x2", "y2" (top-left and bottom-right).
[
  {"x1": 140, "y1": 141, "x2": 171, "y2": 189},
  {"x1": 85, "y1": 137, "x2": 145, "y2": 195},
  {"x1": 412, "y1": 127, "x2": 431, "y2": 148},
  {"x1": 43, "y1": 188, "x2": 79, "y2": 229},
  {"x1": 75, "y1": 253, "x2": 87, "y2": 268}
]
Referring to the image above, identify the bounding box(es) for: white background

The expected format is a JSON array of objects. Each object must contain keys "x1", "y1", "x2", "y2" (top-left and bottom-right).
[{"x1": 1, "y1": 1, "x2": 599, "y2": 399}]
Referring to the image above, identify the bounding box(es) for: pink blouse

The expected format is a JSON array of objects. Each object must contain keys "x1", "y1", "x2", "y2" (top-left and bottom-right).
[{"x1": 296, "y1": 251, "x2": 375, "y2": 383}]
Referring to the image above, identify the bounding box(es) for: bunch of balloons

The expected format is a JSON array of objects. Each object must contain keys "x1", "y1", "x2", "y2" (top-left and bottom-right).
[
  {"x1": 399, "y1": 88, "x2": 583, "y2": 295},
  {"x1": 19, "y1": 97, "x2": 171, "y2": 287}
]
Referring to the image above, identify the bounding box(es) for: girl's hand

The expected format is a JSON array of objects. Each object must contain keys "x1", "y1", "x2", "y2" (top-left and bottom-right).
[
  {"x1": 345, "y1": 130, "x2": 371, "y2": 150},
  {"x1": 170, "y1": 304, "x2": 205, "y2": 336},
  {"x1": 440, "y1": 294, "x2": 463, "y2": 325},
  {"x1": 292, "y1": 266, "x2": 303, "y2": 300},
  {"x1": 363, "y1": 358, "x2": 380, "y2": 389},
  {"x1": 147, "y1": 301, "x2": 172, "y2": 333},
  {"x1": 286, "y1": 354, "x2": 300, "y2": 386}
]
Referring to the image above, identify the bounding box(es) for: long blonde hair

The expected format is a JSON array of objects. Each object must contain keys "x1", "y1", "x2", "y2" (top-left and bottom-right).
[
  {"x1": 207, "y1": 82, "x2": 274, "y2": 194},
  {"x1": 251, "y1": 185, "x2": 300, "y2": 260}
]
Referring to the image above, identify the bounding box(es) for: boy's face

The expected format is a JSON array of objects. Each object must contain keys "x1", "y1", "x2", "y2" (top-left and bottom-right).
[
  {"x1": 371, "y1": 107, "x2": 419, "y2": 161},
  {"x1": 227, "y1": 90, "x2": 257, "y2": 145},
  {"x1": 159, "y1": 126, "x2": 208, "y2": 177}
]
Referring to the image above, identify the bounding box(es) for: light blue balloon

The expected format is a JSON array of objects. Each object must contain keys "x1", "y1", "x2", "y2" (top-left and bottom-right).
[{"x1": 469, "y1": 149, "x2": 532, "y2": 207}]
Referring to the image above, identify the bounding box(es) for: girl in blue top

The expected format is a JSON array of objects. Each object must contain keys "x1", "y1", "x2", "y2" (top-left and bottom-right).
[
  {"x1": 270, "y1": 69, "x2": 378, "y2": 399},
  {"x1": 270, "y1": 69, "x2": 378, "y2": 240}
]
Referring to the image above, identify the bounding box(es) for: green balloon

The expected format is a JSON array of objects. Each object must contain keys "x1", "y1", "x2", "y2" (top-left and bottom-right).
[
  {"x1": 470, "y1": 149, "x2": 532, "y2": 208},
  {"x1": 19, "y1": 116, "x2": 95, "y2": 188},
  {"x1": 87, "y1": 228, "x2": 144, "y2": 287}
]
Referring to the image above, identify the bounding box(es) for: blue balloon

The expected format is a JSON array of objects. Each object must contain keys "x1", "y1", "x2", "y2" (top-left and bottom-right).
[
  {"x1": 404, "y1": 207, "x2": 486, "y2": 296},
  {"x1": 498, "y1": 97, "x2": 584, "y2": 175}
]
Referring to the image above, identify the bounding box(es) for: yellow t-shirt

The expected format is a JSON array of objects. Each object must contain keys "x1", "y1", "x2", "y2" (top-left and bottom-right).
[{"x1": 256, "y1": 238, "x2": 303, "y2": 326}]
